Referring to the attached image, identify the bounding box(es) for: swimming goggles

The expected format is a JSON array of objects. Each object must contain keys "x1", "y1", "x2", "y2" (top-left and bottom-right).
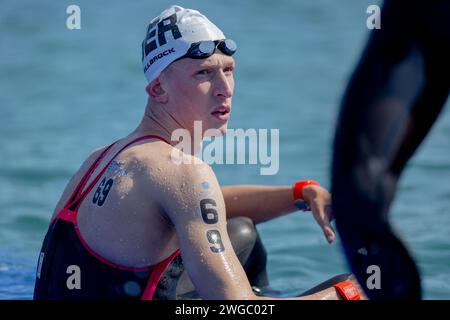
[{"x1": 177, "y1": 39, "x2": 237, "y2": 60}]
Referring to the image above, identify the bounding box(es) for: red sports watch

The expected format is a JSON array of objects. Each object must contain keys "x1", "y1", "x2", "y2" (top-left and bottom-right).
[{"x1": 293, "y1": 180, "x2": 320, "y2": 201}]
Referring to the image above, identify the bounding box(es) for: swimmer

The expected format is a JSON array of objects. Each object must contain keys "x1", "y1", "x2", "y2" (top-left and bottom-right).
[
  {"x1": 332, "y1": 0, "x2": 450, "y2": 299},
  {"x1": 34, "y1": 5, "x2": 366, "y2": 300}
]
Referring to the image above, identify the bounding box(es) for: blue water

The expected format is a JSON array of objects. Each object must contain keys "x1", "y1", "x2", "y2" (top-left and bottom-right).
[{"x1": 1, "y1": 0, "x2": 449, "y2": 299}]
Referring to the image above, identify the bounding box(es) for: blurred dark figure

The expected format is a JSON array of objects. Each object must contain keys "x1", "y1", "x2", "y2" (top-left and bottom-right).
[{"x1": 332, "y1": 0, "x2": 450, "y2": 299}]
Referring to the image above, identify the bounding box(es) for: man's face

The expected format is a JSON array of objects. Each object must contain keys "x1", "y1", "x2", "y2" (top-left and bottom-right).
[{"x1": 159, "y1": 51, "x2": 235, "y2": 136}]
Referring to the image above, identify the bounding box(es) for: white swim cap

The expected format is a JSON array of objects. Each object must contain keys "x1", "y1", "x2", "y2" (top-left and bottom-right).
[{"x1": 141, "y1": 5, "x2": 226, "y2": 83}]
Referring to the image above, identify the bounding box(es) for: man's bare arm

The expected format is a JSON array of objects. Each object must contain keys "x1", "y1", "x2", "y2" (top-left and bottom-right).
[
  {"x1": 221, "y1": 185, "x2": 297, "y2": 224},
  {"x1": 222, "y1": 184, "x2": 336, "y2": 244},
  {"x1": 155, "y1": 161, "x2": 256, "y2": 299},
  {"x1": 151, "y1": 158, "x2": 345, "y2": 300}
]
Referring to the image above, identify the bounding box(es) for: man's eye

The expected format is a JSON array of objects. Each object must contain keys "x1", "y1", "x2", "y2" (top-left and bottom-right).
[
  {"x1": 196, "y1": 69, "x2": 211, "y2": 75},
  {"x1": 224, "y1": 67, "x2": 234, "y2": 74}
]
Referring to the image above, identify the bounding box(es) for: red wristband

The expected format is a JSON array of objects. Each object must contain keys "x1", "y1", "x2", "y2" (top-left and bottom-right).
[
  {"x1": 333, "y1": 281, "x2": 361, "y2": 300},
  {"x1": 293, "y1": 180, "x2": 320, "y2": 200}
]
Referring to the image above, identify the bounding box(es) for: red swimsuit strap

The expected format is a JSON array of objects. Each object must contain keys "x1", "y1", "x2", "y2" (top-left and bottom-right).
[
  {"x1": 66, "y1": 135, "x2": 170, "y2": 212},
  {"x1": 65, "y1": 142, "x2": 116, "y2": 210}
]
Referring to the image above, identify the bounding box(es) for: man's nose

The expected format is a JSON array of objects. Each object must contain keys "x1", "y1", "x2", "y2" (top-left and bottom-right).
[{"x1": 213, "y1": 70, "x2": 233, "y2": 98}]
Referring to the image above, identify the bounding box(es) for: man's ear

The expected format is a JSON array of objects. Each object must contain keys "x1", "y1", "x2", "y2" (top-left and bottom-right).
[{"x1": 145, "y1": 78, "x2": 168, "y2": 104}]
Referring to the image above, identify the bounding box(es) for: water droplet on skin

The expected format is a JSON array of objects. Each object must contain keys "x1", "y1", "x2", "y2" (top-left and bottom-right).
[{"x1": 123, "y1": 281, "x2": 142, "y2": 297}]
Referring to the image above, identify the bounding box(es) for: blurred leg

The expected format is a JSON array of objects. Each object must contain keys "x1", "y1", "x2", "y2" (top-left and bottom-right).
[{"x1": 332, "y1": 0, "x2": 450, "y2": 299}]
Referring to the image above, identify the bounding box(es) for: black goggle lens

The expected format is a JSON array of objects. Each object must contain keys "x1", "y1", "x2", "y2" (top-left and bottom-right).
[{"x1": 219, "y1": 39, "x2": 237, "y2": 56}]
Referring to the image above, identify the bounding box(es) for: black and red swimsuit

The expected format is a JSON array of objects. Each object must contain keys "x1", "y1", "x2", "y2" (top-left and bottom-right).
[{"x1": 33, "y1": 135, "x2": 183, "y2": 300}]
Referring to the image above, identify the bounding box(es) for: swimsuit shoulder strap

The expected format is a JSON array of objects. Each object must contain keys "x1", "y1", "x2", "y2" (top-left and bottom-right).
[
  {"x1": 64, "y1": 143, "x2": 116, "y2": 210},
  {"x1": 64, "y1": 135, "x2": 170, "y2": 212}
]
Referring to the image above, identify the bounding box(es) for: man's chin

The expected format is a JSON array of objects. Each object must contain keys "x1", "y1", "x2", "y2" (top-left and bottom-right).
[{"x1": 218, "y1": 124, "x2": 228, "y2": 136}]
